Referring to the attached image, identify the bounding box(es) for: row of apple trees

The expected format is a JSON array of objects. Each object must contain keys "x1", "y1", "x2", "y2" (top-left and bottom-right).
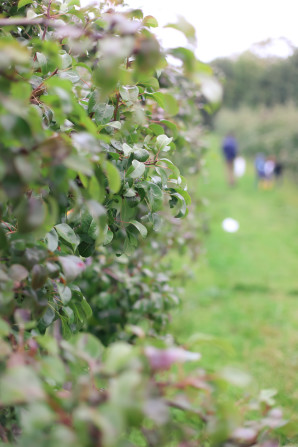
[{"x1": 0, "y1": 1, "x2": 287, "y2": 446}]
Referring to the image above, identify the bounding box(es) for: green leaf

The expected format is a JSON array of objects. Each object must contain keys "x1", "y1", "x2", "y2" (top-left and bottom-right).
[
  {"x1": 152, "y1": 213, "x2": 163, "y2": 232},
  {"x1": 168, "y1": 185, "x2": 191, "y2": 205},
  {"x1": 169, "y1": 192, "x2": 187, "y2": 218},
  {"x1": 149, "y1": 123, "x2": 164, "y2": 136},
  {"x1": 0, "y1": 366, "x2": 44, "y2": 404},
  {"x1": 88, "y1": 176, "x2": 105, "y2": 203},
  {"x1": 165, "y1": 16, "x2": 196, "y2": 44},
  {"x1": 0, "y1": 318, "x2": 10, "y2": 337},
  {"x1": 78, "y1": 212, "x2": 98, "y2": 240},
  {"x1": 147, "y1": 182, "x2": 163, "y2": 212},
  {"x1": 105, "y1": 161, "x2": 121, "y2": 193},
  {"x1": 45, "y1": 229, "x2": 59, "y2": 251},
  {"x1": 149, "y1": 92, "x2": 179, "y2": 116},
  {"x1": 61, "y1": 319, "x2": 72, "y2": 340},
  {"x1": 60, "y1": 52, "x2": 72, "y2": 69},
  {"x1": 143, "y1": 15, "x2": 158, "y2": 28},
  {"x1": 156, "y1": 134, "x2": 173, "y2": 151},
  {"x1": 159, "y1": 158, "x2": 180, "y2": 179},
  {"x1": 39, "y1": 307, "x2": 56, "y2": 331},
  {"x1": 18, "y1": 0, "x2": 33, "y2": 8},
  {"x1": 36, "y1": 52, "x2": 48, "y2": 75},
  {"x1": 130, "y1": 220, "x2": 147, "y2": 238},
  {"x1": 64, "y1": 155, "x2": 93, "y2": 176},
  {"x1": 127, "y1": 160, "x2": 145, "y2": 179},
  {"x1": 71, "y1": 288, "x2": 92, "y2": 323},
  {"x1": 133, "y1": 149, "x2": 149, "y2": 162},
  {"x1": 94, "y1": 103, "x2": 114, "y2": 125},
  {"x1": 40, "y1": 357, "x2": 66, "y2": 386},
  {"x1": 57, "y1": 284, "x2": 72, "y2": 305},
  {"x1": 31, "y1": 265, "x2": 48, "y2": 290},
  {"x1": 160, "y1": 119, "x2": 177, "y2": 134},
  {"x1": 155, "y1": 166, "x2": 168, "y2": 185},
  {"x1": 137, "y1": 75, "x2": 159, "y2": 90},
  {"x1": 103, "y1": 343, "x2": 134, "y2": 374},
  {"x1": 170, "y1": 47, "x2": 196, "y2": 73},
  {"x1": 8, "y1": 264, "x2": 28, "y2": 282},
  {"x1": 120, "y1": 85, "x2": 139, "y2": 102},
  {"x1": 55, "y1": 223, "x2": 80, "y2": 252},
  {"x1": 80, "y1": 298, "x2": 92, "y2": 320},
  {"x1": 70, "y1": 333, "x2": 104, "y2": 359},
  {"x1": 59, "y1": 70, "x2": 80, "y2": 84},
  {"x1": 106, "y1": 121, "x2": 121, "y2": 129},
  {"x1": 0, "y1": 227, "x2": 8, "y2": 253},
  {"x1": 103, "y1": 228, "x2": 114, "y2": 245},
  {"x1": 122, "y1": 143, "x2": 134, "y2": 156}
]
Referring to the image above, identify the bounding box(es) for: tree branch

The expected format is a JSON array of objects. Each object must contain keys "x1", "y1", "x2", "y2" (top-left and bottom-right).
[
  {"x1": 166, "y1": 400, "x2": 208, "y2": 422},
  {"x1": 41, "y1": 0, "x2": 53, "y2": 41},
  {"x1": 0, "y1": 18, "x2": 103, "y2": 40},
  {"x1": 0, "y1": 18, "x2": 51, "y2": 27},
  {"x1": 114, "y1": 92, "x2": 120, "y2": 121}
]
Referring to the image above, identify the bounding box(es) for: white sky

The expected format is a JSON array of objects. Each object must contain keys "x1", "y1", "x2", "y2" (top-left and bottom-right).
[
  {"x1": 81, "y1": 0, "x2": 298, "y2": 61},
  {"x1": 125, "y1": 0, "x2": 298, "y2": 61}
]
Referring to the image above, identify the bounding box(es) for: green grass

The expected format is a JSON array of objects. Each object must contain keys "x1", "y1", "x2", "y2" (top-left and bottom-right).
[{"x1": 170, "y1": 136, "x2": 298, "y2": 424}]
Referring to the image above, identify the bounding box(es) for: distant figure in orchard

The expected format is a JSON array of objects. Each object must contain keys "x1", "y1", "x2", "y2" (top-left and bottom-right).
[
  {"x1": 255, "y1": 154, "x2": 277, "y2": 189},
  {"x1": 222, "y1": 133, "x2": 238, "y2": 186},
  {"x1": 255, "y1": 153, "x2": 266, "y2": 187}
]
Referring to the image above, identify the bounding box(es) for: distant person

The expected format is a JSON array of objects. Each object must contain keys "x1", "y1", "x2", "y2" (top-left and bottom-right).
[
  {"x1": 264, "y1": 156, "x2": 276, "y2": 189},
  {"x1": 222, "y1": 133, "x2": 238, "y2": 186},
  {"x1": 254, "y1": 153, "x2": 266, "y2": 188},
  {"x1": 274, "y1": 160, "x2": 284, "y2": 184}
]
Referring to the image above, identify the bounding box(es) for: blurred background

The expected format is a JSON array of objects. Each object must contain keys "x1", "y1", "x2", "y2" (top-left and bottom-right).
[
  {"x1": 124, "y1": 0, "x2": 298, "y2": 172},
  {"x1": 123, "y1": 0, "x2": 298, "y2": 425}
]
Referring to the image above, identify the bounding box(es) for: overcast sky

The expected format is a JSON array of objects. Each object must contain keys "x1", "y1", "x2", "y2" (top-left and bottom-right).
[
  {"x1": 80, "y1": 0, "x2": 298, "y2": 61},
  {"x1": 125, "y1": 0, "x2": 298, "y2": 61}
]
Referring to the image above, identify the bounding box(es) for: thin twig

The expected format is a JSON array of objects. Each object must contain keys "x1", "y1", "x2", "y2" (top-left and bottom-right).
[
  {"x1": 41, "y1": 0, "x2": 53, "y2": 41},
  {"x1": 114, "y1": 92, "x2": 120, "y2": 121},
  {"x1": 166, "y1": 400, "x2": 208, "y2": 422},
  {"x1": 30, "y1": 67, "x2": 59, "y2": 103}
]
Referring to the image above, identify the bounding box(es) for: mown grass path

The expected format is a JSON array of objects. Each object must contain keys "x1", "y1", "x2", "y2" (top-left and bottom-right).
[{"x1": 170, "y1": 137, "x2": 298, "y2": 425}]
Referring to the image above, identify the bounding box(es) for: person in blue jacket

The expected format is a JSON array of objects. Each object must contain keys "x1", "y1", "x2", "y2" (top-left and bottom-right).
[{"x1": 222, "y1": 133, "x2": 238, "y2": 186}]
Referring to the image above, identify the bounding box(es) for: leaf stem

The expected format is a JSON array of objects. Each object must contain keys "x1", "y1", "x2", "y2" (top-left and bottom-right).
[{"x1": 114, "y1": 92, "x2": 120, "y2": 121}]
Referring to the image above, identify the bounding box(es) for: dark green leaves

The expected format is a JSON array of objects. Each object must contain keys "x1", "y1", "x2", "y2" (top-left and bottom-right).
[
  {"x1": 31, "y1": 265, "x2": 48, "y2": 290},
  {"x1": 133, "y1": 149, "x2": 149, "y2": 162},
  {"x1": 55, "y1": 224, "x2": 80, "y2": 252},
  {"x1": 129, "y1": 220, "x2": 147, "y2": 238},
  {"x1": 127, "y1": 160, "x2": 146, "y2": 179},
  {"x1": 45, "y1": 229, "x2": 59, "y2": 252},
  {"x1": 147, "y1": 182, "x2": 163, "y2": 212},
  {"x1": 94, "y1": 103, "x2": 115, "y2": 125}
]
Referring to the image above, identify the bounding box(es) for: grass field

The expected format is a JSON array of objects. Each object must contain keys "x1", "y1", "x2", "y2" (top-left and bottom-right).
[{"x1": 170, "y1": 136, "x2": 298, "y2": 432}]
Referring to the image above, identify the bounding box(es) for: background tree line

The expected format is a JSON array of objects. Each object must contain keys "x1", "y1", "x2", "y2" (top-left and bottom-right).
[
  {"x1": 212, "y1": 47, "x2": 298, "y2": 171},
  {"x1": 212, "y1": 48, "x2": 298, "y2": 109}
]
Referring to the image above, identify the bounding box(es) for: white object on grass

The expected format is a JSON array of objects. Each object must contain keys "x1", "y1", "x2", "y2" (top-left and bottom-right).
[
  {"x1": 222, "y1": 218, "x2": 239, "y2": 233},
  {"x1": 234, "y1": 156, "x2": 246, "y2": 177}
]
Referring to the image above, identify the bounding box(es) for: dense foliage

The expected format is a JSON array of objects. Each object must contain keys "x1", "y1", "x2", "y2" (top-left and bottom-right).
[{"x1": 0, "y1": 1, "x2": 289, "y2": 445}]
